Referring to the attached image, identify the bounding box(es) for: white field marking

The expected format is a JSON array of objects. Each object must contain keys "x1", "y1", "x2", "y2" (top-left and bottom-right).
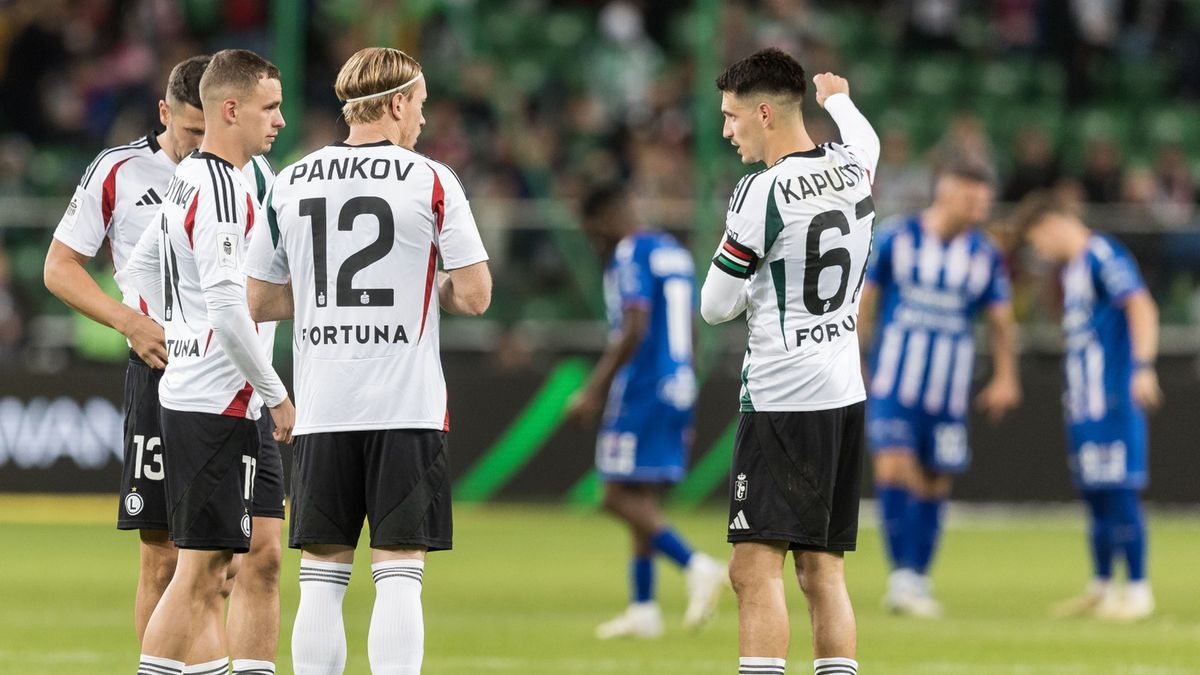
[{"x1": 428, "y1": 658, "x2": 1198, "y2": 675}]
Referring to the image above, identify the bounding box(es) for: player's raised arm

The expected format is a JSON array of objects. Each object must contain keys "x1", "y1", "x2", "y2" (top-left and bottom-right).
[{"x1": 814, "y1": 73, "x2": 880, "y2": 179}]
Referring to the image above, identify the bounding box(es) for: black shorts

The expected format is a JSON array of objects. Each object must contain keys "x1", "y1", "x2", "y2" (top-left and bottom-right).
[
  {"x1": 118, "y1": 352, "x2": 168, "y2": 530},
  {"x1": 253, "y1": 410, "x2": 285, "y2": 519},
  {"x1": 160, "y1": 408, "x2": 261, "y2": 552},
  {"x1": 727, "y1": 403, "x2": 864, "y2": 552},
  {"x1": 289, "y1": 429, "x2": 452, "y2": 552}
]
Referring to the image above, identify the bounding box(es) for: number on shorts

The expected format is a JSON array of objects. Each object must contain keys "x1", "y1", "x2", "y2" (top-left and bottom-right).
[{"x1": 132, "y1": 435, "x2": 164, "y2": 481}]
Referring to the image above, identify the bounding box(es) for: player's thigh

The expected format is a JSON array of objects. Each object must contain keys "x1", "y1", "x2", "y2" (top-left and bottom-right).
[
  {"x1": 138, "y1": 528, "x2": 178, "y2": 585},
  {"x1": 251, "y1": 408, "x2": 286, "y2": 520},
  {"x1": 289, "y1": 432, "x2": 367, "y2": 550},
  {"x1": 362, "y1": 429, "x2": 452, "y2": 552},
  {"x1": 119, "y1": 355, "x2": 170, "y2": 531},
  {"x1": 160, "y1": 409, "x2": 259, "y2": 553},
  {"x1": 729, "y1": 540, "x2": 789, "y2": 590}
]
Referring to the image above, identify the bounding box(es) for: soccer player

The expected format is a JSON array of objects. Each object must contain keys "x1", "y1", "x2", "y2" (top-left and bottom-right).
[
  {"x1": 125, "y1": 49, "x2": 294, "y2": 675},
  {"x1": 700, "y1": 49, "x2": 878, "y2": 675},
  {"x1": 858, "y1": 159, "x2": 1020, "y2": 618},
  {"x1": 44, "y1": 54, "x2": 288, "y2": 674},
  {"x1": 1012, "y1": 189, "x2": 1161, "y2": 621},
  {"x1": 564, "y1": 184, "x2": 726, "y2": 639},
  {"x1": 243, "y1": 47, "x2": 490, "y2": 674}
]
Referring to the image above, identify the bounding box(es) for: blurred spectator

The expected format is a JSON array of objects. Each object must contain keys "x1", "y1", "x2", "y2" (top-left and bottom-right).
[
  {"x1": 1152, "y1": 143, "x2": 1195, "y2": 225},
  {"x1": 0, "y1": 246, "x2": 23, "y2": 365},
  {"x1": 928, "y1": 111, "x2": 994, "y2": 172},
  {"x1": 901, "y1": 0, "x2": 964, "y2": 51},
  {"x1": 1080, "y1": 138, "x2": 1125, "y2": 203},
  {"x1": 1002, "y1": 126, "x2": 1062, "y2": 202},
  {"x1": 873, "y1": 126, "x2": 932, "y2": 215}
]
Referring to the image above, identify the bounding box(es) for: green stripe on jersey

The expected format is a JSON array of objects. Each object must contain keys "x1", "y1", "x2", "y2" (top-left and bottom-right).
[
  {"x1": 253, "y1": 159, "x2": 268, "y2": 204},
  {"x1": 764, "y1": 178, "x2": 785, "y2": 254},
  {"x1": 770, "y1": 259, "x2": 787, "y2": 349},
  {"x1": 739, "y1": 347, "x2": 754, "y2": 411},
  {"x1": 266, "y1": 189, "x2": 280, "y2": 247}
]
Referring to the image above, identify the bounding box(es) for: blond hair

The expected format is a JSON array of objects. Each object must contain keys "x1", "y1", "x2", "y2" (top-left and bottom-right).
[{"x1": 335, "y1": 47, "x2": 423, "y2": 125}]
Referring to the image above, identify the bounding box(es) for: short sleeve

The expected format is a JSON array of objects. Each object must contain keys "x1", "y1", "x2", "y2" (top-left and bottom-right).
[
  {"x1": 613, "y1": 238, "x2": 654, "y2": 308},
  {"x1": 244, "y1": 186, "x2": 290, "y2": 284},
  {"x1": 52, "y1": 174, "x2": 109, "y2": 257},
  {"x1": 713, "y1": 173, "x2": 772, "y2": 279},
  {"x1": 1096, "y1": 243, "x2": 1145, "y2": 306},
  {"x1": 192, "y1": 186, "x2": 249, "y2": 291},
  {"x1": 982, "y1": 249, "x2": 1013, "y2": 306},
  {"x1": 431, "y1": 164, "x2": 488, "y2": 270}
]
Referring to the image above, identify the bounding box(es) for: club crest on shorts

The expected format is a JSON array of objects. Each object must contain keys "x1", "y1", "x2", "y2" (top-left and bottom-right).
[
  {"x1": 240, "y1": 514, "x2": 251, "y2": 538},
  {"x1": 124, "y1": 492, "x2": 144, "y2": 516},
  {"x1": 734, "y1": 473, "x2": 748, "y2": 501}
]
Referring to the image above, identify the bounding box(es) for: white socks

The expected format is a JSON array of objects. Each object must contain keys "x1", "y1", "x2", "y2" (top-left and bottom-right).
[
  {"x1": 368, "y1": 560, "x2": 426, "y2": 675},
  {"x1": 231, "y1": 658, "x2": 275, "y2": 674},
  {"x1": 292, "y1": 559, "x2": 352, "y2": 675},
  {"x1": 814, "y1": 657, "x2": 859, "y2": 674},
  {"x1": 137, "y1": 655, "x2": 184, "y2": 675},
  {"x1": 739, "y1": 657, "x2": 786, "y2": 674}
]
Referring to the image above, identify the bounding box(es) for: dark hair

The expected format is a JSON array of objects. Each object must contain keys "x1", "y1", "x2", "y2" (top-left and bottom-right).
[
  {"x1": 166, "y1": 55, "x2": 210, "y2": 109},
  {"x1": 935, "y1": 154, "x2": 997, "y2": 186},
  {"x1": 200, "y1": 49, "x2": 280, "y2": 102},
  {"x1": 582, "y1": 183, "x2": 627, "y2": 220},
  {"x1": 716, "y1": 48, "x2": 807, "y2": 100},
  {"x1": 1009, "y1": 188, "x2": 1080, "y2": 237}
]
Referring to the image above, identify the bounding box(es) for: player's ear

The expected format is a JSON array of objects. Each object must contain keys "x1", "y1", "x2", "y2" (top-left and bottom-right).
[
  {"x1": 758, "y1": 101, "x2": 772, "y2": 128},
  {"x1": 391, "y1": 93, "x2": 405, "y2": 121},
  {"x1": 223, "y1": 98, "x2": 239, "y2": 125},
  {"x1": 158, "y1": 100, "x2": 170, "y2": 128}
]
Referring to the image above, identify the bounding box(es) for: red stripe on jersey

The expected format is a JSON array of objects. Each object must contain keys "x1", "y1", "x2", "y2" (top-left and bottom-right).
[
  {"x1": 443, "y1": 403, "x2": 450, "y2": 432},
  {"x1": 429, "y1": 165, "x2": 445, "y2": 233},
  {"x1": 101, "y1": 158, "x2": 134, "y2": 229},
  {"x1": 722, "y1": 241, "x2": 753, "y2": 262},
  {"x1": 203, "y1": 329, "x2": 213, "y2": 356},
  {"x1": 184, "y1": 193, "x2": 200, "y2": 248},
  {"x1": 222, "y1": 381, "x2": 254, "y2": 417},
  {"x1": 244, "y1": 193, "x2": 254, "y2": 236},
  {"x1": 418, "y1": 244, "x2": 437, "y2": 340},
  {"x1": 139, "y1": 296, "x2": 149, "y2": 316}
]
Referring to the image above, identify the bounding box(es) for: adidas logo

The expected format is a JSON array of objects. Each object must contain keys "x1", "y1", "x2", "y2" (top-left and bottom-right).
[
  {"x1": 135, "y1": 188, "x2": 162, "y2": 206},
  {"x1": 729, "y1": 510, "x2": 750, "y2": 531}
]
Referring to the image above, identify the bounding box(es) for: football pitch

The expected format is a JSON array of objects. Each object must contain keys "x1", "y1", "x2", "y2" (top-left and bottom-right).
[{"x1": 1, "y1": 495, "x2": 1197, "y2": 674}]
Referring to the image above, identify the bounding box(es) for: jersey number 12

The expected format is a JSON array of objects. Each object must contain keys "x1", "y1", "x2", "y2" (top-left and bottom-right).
[{"x1": 301, "y1": 196, "x2": 396, "y2": 308}]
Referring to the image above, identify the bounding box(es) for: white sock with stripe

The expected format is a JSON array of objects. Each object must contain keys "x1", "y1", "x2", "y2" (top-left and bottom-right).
[
  {"x1": 292, "y1": 559, "x2": 352, "y2": 674},
  {"x1": 368, "y1": 560, "x2": 425, "y2": 675},
  {"x1": 231, "y1": 658, "x2": 275, "y2": 674},
  {"x1": 137, "y1": 655, "x2": 185, "y2": 675},
  {"x1": 814, "y1": 657, "x2": 858, "y2": 674},
  {"x1": 739, "y1": 656, "x2": 786, "y2": 674},
  {"x1": 183, "y1": 658, "x2": 229, "y2": 674}
]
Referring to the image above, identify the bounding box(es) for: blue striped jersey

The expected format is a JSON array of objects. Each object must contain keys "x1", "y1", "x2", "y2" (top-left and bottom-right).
[
  {"x1": 1061, "y1": 234, "x2": 1145, "y2": 425},
  {"x1": 866, "y1": 215, "x2": 1011, "y2": 418}
]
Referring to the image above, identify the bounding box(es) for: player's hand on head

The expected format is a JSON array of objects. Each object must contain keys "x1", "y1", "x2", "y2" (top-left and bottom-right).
[
  {"x1": 270, "y1": 397, "x2": 296, "y2": 444},
  {"x1": 813, "y1": 73, "x2": 850, "y2": 109},
  {"x1": 1131, "y1": 369, "x2": 1162, "y2": 411},
  {"x1": 127, "y1": 314, "x2": 168, "y2": 369},
  {"x1": 975, "y1": 375, "x2": 1021, "y2": 424}
]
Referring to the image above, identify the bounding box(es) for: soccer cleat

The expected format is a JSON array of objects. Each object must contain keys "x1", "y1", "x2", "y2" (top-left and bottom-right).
[
  {"x1": 881, "y1": 569, "x2": 916, "y2": 613},
  {"x1": 885, "y1": 571, "x2": 943, "y2": 618},
  {"x1": 683, "y1": 553, "x2": 726, "y2": 630},
  {"x1": 595, "y1": 602, "x2": 664, "y2": 639},
  {"x1": 1049, "y1": 582, "x2": 1110, "y2": 619},
  {"x1": 1095, "y1": 585, "x2": 1154, "y2": 622}
]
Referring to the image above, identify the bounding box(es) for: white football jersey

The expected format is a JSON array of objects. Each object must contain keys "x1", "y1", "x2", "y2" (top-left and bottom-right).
[
  {"x1": 152, "y1": 151, "x2": 276, "y2": 419},
  {"x1": 245, "y1": 141, "x2": 488, "y2": 434},
  {"x1": 54, "y1": 132, "x2": 275, "y2": 331},
  {"x1": 714, "y1": 143, "x2": 877, "y2": 411}
]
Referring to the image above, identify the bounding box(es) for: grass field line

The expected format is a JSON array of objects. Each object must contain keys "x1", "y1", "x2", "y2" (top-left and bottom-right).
[{"x1": 425, "y1": 657, "x2": 1200, "y2": 674}]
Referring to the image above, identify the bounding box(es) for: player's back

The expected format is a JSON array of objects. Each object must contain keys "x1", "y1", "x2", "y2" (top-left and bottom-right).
[
  {"x1": 265, "y1": 142, "x2": 486, "y2": 434},
  {"x1": 154, "y1": 152, "x2": 271, "y2": 418},
  {"x1": 723, "y1": 142, "x2": 875, "y2": 412},
  {"x1": 867, "y1": 216, "x2": 1009, "y2": 417},
  {"x1": 605, "y1": 231, "x2": 695, "y2": 414}
]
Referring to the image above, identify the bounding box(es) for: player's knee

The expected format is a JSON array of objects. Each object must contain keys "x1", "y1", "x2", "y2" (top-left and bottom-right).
[
  {"x1": 728, "y1": 556, "x2": 764, "y2": 596},
  {"x1": 795, "y1": 559, "x2": 844, "y2": 599},
  {"x1": 247, "y1": 541, "x2": 283, "y2": 588},
  {"x1": 142, "y1": 545, "x2": 178, "y2": 592}
]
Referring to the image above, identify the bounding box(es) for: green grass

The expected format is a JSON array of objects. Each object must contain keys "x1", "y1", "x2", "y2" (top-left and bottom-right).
[{"x1": 2, "y1": 495, "x2": 1199, "y2": 674}]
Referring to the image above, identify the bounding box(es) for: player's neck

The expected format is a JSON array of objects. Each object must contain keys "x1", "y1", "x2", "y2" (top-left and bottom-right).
[
  {"x1": 1062, "y1": 224, "x2": 1092, "y2": 259},
  {"x1": 920, "y1": 207, "x2": 966, "y2": 240},
  {"x1": 762, "y1": 126, "x2": 817, "y2": 166},
  {"x1": 198, "y1": 138, "x2": 248, "y2": 170},
  {"x1": 156, "y1": 130, "x2": 183, "y2": 164},
  {"x1": 345, "y1": 124, "x2": 399, "y2": 148}
]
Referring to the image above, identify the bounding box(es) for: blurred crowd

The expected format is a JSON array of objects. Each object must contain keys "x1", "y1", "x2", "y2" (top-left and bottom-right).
[{"x1": 0, "y1": 0, "x2": 1199, "y2": 363}]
